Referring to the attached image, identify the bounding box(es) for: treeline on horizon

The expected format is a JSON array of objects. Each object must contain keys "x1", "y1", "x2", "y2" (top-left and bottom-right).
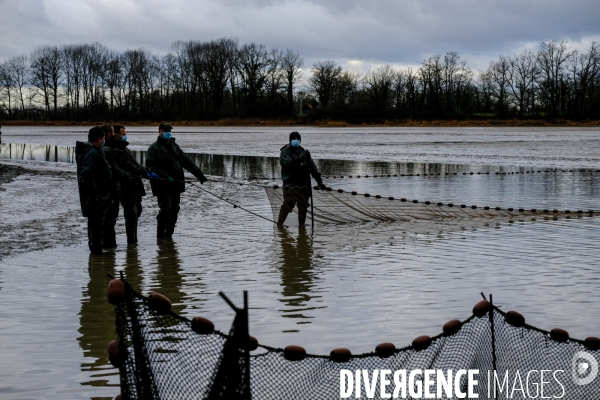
[{"x1": 0, "y1": 38, "x2": 598, "y2": 123}]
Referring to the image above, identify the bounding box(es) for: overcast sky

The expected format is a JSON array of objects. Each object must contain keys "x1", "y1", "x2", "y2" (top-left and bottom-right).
[{"x1": 1, "y1": 0, "x2": 599, "y2": 73}]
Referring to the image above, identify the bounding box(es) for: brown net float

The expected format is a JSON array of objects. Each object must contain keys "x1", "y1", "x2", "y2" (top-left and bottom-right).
[
  {"x1": 443, "y1": 319, "x2": 462, "y2": 336},
  {"x1": 412, "y1": 335, "x2": 432, "y2": 351},
  {"x1": 375, "y1": 342, "x2": 396, "y2": 358},
  {"x1": 112, "y1": 282, "x2": 600, "y2": 399},
  {"x1": 148, "y1": 292, "x2": 171, "y2": 314},
  {"x1": 329, "y1": 348, "x2": 352, "y2": 363},
  {"x1": 107, "y1": 279, "x2": 125, "y2": 305},
  {"x1": 283, "y1": 345, "x2": 306, "y2": 361},
  {"x1": 192, "y1": 317, "x2": 215, "y2": 334}
]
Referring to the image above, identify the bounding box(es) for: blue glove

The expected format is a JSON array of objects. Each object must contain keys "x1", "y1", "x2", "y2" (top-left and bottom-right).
[{"x1": 146, "y1": 172, "x2": 160, "y2": 179}]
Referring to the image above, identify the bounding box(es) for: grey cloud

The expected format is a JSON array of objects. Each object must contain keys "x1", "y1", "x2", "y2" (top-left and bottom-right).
[{"x1": 0, "y1": 0, "x2": 599, "y2": 72}]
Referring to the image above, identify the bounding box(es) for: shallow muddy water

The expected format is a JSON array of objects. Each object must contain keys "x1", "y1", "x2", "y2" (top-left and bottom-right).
[{"x1": 1, "y1": 126, "x2": 600, "y2": 399}]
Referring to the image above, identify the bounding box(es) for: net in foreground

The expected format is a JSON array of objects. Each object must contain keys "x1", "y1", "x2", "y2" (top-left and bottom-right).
[{"x1": 106, "y1": 277, "x2": 600, "y2": 399}]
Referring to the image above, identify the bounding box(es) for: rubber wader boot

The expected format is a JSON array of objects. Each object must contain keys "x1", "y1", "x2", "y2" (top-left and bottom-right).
[
  {"x1": 90, "y1": 244, "x2": 103, "y2": 255},
  {"x1": 157, "y1": 221, "x2": 166, "y2": 239},
  {"x1": 277, "y1": 207, "x2": 290, "y2": 226},
  {"x1": 103, "y1": 229, "x2": 117, "y2": 248},
  {"x1": 298, "y1": 209, "x2": 307, "y2": 226},
  {"x1": 165, "y1": 223, "x2": 175, "y2": 239},
  {"x1": 126, "y1": 220, "x2": 138, "y2": 244}
]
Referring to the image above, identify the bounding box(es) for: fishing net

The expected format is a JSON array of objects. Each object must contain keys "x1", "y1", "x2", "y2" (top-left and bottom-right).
[
  {"x1": 264, "y1": 185, "x2": 591, "y2": 227},
  {"x1": 110, "y1": 278, "x2": 600, "y2": 399}
]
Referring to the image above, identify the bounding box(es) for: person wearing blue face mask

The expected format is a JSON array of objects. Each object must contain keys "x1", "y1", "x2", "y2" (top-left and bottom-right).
[
  {"x1": 278, "y1": 131, "x2": 326, "y2": 226},
  {"x1": 146, "y1": 122, "x2": 208, "y2": 239}
]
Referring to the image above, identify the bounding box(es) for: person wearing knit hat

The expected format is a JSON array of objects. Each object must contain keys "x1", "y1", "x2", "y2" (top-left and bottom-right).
[{"x1": 278, "y1": 131, "x2": 326, "y2": 226}]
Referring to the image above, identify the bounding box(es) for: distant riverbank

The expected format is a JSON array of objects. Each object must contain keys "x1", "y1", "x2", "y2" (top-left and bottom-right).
[{"x1": 2, "y1": 118, "x2": 600, "y2": 128}]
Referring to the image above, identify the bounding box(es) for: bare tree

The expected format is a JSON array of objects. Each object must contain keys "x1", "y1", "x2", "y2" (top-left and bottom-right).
[
  {"x1": 567, "y1": 42, "x2": 599, "y2": 117},
  {"x1": 537, "y1": 40, "x2": 573, "y2": 116},
  {"x1": 508, "y1": 50, "x2": 538, "y2": 116},
  {"x1": 364, "y1": 64, "x2": 395, "y2": 114},
  {"x1": 5, "y1": 55, "x2": 29, "y2": 118},
  {"x1": 309, "y1": 60, "x2": 342, "y2": 109},
  {"x1": 236, "y1": 43, "x2": 270, "y2": 116},
  {"x1": 486, "y1": 55, "x2": 512, "y2": 116},
  {"x1": 30, "y1": 45, "x2": 63, "y2": 119},
  {"x1": 0, "y1": 62, "x2": 15, "y2": 118},
  {"x1": 281, "y1": 49, "x2": 303, "y2": 114}
]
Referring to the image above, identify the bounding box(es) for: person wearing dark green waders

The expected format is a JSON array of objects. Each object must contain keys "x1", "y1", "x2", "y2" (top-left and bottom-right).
[
  {"x1": 278, "y1": 131, "x2": 326, "y2": 226},
  {"x1": 146, "y1": 122, "x2": 208, "y2": 239},
  {"x1": 101, "y1": 123, "x2": 125, "y2": 248},
  {"x1": 108, "y1": 124, "x2": 155, "y2": 245},
  {"x1": 76, "y1": 127, "x2": 113, "y2": 255}
]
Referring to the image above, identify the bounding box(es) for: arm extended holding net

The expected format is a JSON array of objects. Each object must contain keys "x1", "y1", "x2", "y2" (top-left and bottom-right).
[{"x1": 305, "y1": 150, "x2": 326, "y2": 190}]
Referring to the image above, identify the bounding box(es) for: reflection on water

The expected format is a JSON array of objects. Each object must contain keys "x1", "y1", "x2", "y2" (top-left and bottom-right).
[
  {"x1": 275, "y1": 227, "x2": 319, "y2": 324},
  {"x1": 149, "y1": 240, "x2": 187, "y2": 314},
  {"x1": 78, "y1": 252, "x2": 119, "y2": 389},
  {"x1": 1, "y1": 142, "x2": 485, "y2": 178}
]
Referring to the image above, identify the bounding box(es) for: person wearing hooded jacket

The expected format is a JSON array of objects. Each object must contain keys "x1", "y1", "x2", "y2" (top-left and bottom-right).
[
  {"x1": 278, "y1": 131, "x2": 326, "y2": 226},
  {"x1": 145, "y1": 122, "x2": 208, "y2": 239},
  {"x1": 76, "y1": 126, "x2": 113, "y2": 255}
]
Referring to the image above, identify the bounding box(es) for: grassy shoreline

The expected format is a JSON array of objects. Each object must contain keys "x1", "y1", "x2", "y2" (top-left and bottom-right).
[{"x1": 2, "y1": 118, "x2": 600, "y2": 127}]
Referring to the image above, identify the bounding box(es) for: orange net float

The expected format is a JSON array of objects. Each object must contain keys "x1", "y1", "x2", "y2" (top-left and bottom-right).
[
  {"x1": 108, "y1": 340, "x2": 124, "y2": 367},
  {"x1": 284, "y1": 345, "x2": 306, "y2": 361},
  {"x1": 473, "y1": 300, "x2": 491, "y2": 317},
  {"x1": 412, "y1": 335, "x2": 432, "y2": 351},
  {"x1": 330, "y1": 348, "x2": 352, "y2": 363},
  {"x1": 443, "y1": 319, "x2": 462, "y2": 336},
  {"x1": 247, "y1": 336, "x2": 259, "y2": 351},
  {"x1": 148, "y1": 292, "x2": 172, "y2": 314},
  {"x1": 375, "y1": 342, "x2": 396, "y2": 358},
  {"x1": 191, "y1": 317, "x2": 214, "y2": 334},
  {"x1": 107, "y1": 279, "x2": 125, "y2": 306},
  {"x1": 550, "y1": 328, "x2": 569, "y2": 343},
  {"x1": 505, "y1": 311, "x2": 525, "y2": 327},
  {"x1": 585, "y1": 337, "x2": 600, "y2": 351}
]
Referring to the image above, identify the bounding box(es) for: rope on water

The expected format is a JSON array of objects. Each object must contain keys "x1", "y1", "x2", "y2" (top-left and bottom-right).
[{"x1": 187, "y1": 181, "x2": 286, "y2": 227}]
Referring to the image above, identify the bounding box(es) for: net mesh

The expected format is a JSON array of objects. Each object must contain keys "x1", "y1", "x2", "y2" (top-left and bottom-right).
[
  {"x1": 265, "y1": 186, "x2": 585, "y2": 227},
  {"x1": 113, "y1": 280, "x2": 600, "y2": 399}
]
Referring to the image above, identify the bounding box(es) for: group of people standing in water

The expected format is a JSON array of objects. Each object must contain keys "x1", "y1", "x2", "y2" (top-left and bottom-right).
[{"x1": 76, "y1": 124, "x2": 325, "y2": 255}]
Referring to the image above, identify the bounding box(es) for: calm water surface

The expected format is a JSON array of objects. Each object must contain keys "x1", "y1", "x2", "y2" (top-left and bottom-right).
[{"x1": 0, "y1": 126, "x2": 599, "y2": 399}]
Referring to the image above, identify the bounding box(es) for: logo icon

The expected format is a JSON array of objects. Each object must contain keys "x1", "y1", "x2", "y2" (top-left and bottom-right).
[{"x1": 572, "y1": 351, "x2": 598, "y2": 385}]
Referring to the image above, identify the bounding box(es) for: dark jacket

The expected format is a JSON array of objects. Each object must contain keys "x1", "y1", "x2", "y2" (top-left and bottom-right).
[
  {"x1": 76, "y1": 141, "x2": 113, "y2": 217},
  {"x1": 145, "y1": 136, "x2": 206, "y2": 196},
  {"x1": 105, "y1": 139, "x2": 146, "y2": 198},
  {"x1": 280, "y1": 144, "x2": 322, "y2": 187}
]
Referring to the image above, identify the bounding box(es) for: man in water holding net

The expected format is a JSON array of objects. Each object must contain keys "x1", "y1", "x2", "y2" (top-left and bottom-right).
[
  {"x1": 278, "y1": 131, "x2": 326, "y2": 226},
  {"x1": 146, "y1": 122, "x2": 208, "y2": 239}
]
